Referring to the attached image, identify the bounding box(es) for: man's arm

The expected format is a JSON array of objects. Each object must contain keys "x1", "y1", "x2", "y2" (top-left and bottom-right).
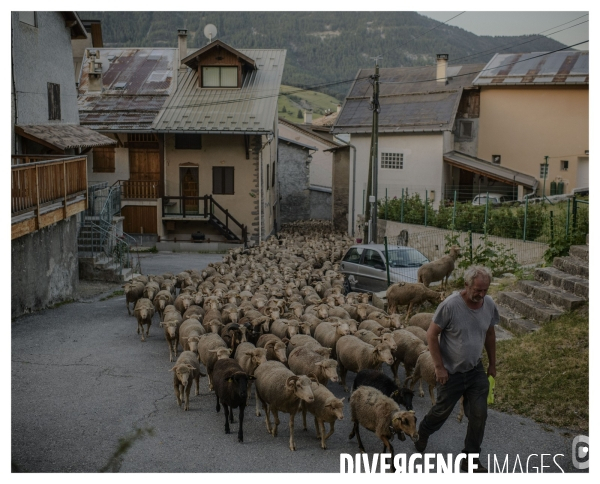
[
  {"x1": 426, "y1": 322, "x2": 448, "y2": 384},
  {"x1": 484, "y1": 325, "x2": 496, "y2": 377}
]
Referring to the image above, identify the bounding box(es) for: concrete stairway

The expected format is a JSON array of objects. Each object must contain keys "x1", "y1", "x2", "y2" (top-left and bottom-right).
[{"x1": 495, "y1": 245, "x2": 588, "y2": 334}]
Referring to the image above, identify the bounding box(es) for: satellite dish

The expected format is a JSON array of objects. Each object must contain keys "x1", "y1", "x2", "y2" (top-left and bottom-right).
[{"x1": 204, "y1": 24, "x2": 217, "y2": 43}]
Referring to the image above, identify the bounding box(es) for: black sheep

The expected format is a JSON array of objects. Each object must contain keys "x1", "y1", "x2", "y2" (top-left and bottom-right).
[
  {"x1": 353, "y1": 369, "x2": 414, "y2": 410},
  {"x1": 212, "y1": 358, "x2": 251, "y2": 442}
]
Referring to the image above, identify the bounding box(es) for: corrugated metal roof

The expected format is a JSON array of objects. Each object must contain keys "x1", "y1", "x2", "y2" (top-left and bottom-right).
[
  {"x1": 473, "y1": 51, "x2": 589, "y2": 86},
  {"x1": 153, "y1": 49, "x2": 286, "y2": 133},
  {"x1": 78, "y1": 48, "x2": 176, "y2": 130},
  {"x1": 332, "y1": 63, "x2": 484, "y2": 134},
  {"x1": 443, "y1": 151, "x2": 538, "y2": 189},
  {"x1": 279, "y1": 136, "x2": 317, "y2": 151},
  {"x1": 15, "y1": 124, "x2": 116, "y2": 151}
]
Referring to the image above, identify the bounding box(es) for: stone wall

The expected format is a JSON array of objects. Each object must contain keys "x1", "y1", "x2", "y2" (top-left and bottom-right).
[
  {"x1": 12, "y1": 216, "x2": 79, "y2": 318},
  {"x1": 278, "y1": 142, "x2": 311, "y2": 224},
  {"x1": 331, "y1": 146, "x2": 350, "y2": 233},
  {"x1": 309, "y1": 188, "x2": 332, "y2": 220}
]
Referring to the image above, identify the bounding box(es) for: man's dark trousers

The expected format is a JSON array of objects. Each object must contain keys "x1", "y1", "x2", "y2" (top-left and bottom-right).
[{"x1": 418, "y1": 361, "x2": 490, "y2": 454}]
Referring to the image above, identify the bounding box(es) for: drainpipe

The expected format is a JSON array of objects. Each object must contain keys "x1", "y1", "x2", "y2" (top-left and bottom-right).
[
  {"x1": 258, "y1": 133, "x2": 274, "y2": 243},
  {"x1": 334, "y1": 135, "x2": 357, "y2": 237}
]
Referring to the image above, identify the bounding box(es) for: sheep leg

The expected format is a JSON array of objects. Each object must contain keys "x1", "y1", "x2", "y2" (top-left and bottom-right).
[
  {"x1": 184, "y1": 379, "x2": 192, "y2": 411},
  {"x1": 273, "y1": 410, "x2": 280, "y2": 437},
  {"x1": 139, "y1": 322, "x2": 145, "y2": 342},
  {"x1": 255, "y1": 392, "x2": 262, "y2": 417},
  {"x1": 338, "y1": 361, "x2": 348, "y2": 392},
  {"x1": 216, "y1": 395, "x2": 221, "y2": 413},
  {"x1": 457, "y1": 396, "x2": 465, "y2": 422},
  {"x1": 380, "y1": 437, "x2": 395, "y2": 472},
  {"x1": 301, "y1": 402, "x2": 308, "y2": 431},
  {"x1": 324, "y1": 421, "x2": 336, "y2": 441},
  {"x1": 238, "y1": 405, "x2": 245, "y2": 443},
  {"x1": 166, "y1": 337, "x2": 174, "y2": 363},
  {"x1": 288, "y1": 410, "x2": 297, "y2": 451},
  {"x1": 146, "y1": 322, "x2": 150, "y2": 337},
  {"x1": 262, "y1": 401, "x2": 273, "y2": 435},
  {"x1": 429, "y1": 384, "x2": 436, "y2": 405},
  {"x1": 229, "y1": 406, "x2": 235, "y2": 423},
  {"x1": 318, "y1": 419, "x2": 327, "y2": 450},
  {"x1": 391, "y1": 359, "x2": 401, "y2": 386},
  {"x1": 353, "y1": 422, "x2": 366, "y2": 453},
  {"x1": 419, "y1": 379, "x2": 425, "y2": 398},
  {"x1": 313, "y1": 416, "x2": 320, "y2": 438},
  {"x1": 173, "y1": 376, "x2": 182, "y2": 407},
  {"x1": 405, "y1": 302, "x2": 414, "y2": 324},
  {"x1": 223, "y1": 403, "x2": 231, "y2": 434}
]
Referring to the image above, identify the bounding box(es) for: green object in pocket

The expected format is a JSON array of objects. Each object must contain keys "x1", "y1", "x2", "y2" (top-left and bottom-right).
[{"x1": 487, "y1": 376, "x2": 496, "y2": 404}]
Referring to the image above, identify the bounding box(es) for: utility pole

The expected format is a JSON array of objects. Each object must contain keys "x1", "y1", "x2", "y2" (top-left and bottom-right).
[
  {"x1": 542, "y1": 155, "x2": 549, "y2": 204},
  {"x1": 364, "y1": 56, "x2": 381, "y2": 243}
]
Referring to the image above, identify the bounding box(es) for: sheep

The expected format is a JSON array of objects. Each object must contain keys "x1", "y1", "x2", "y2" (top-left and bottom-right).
[
  {"x1": 417, "y1": 245, "x2": 461, "y2": 291},
  {"x1": 353, "y1": 369, "x2": 415, "y2": 411},
  {"x1": 159, "y1": 308, "x2": 183, "y2": 362},
  {"x1": 404, "y1": 325, "x2": 428, "y2": 344},
  {"x1": 178, "y1": 318, "x2": 206, "y2": 353},
  {"x1": 183, "y1": 305, "x2": 205, "y2": 322},
  {"x1": 143, "y1": 281, "x2": 161, "y2": 302},
  {"x1": 313, "y1": 321, "x2": 350, "y2": 359},
  {"x1": 174, "y1": 293, "x2": 194, "y2": 314},
  {"x1": 197, "y1": 333, "x2": 232, "y2": 391},
  {"x1": 254, "y1": 360, "x2": 317, "y2": 451},
  {"x1": 367, "y1": 310, "x2": 403, "y2": 330},
  {"x1": 354, "y1": 329, "x2": 397, "y2": 351},
  {"x1": 300, "y1": 383, "x2": 345, "y2": 450},
  {"x1": 153, "y1": 290, "x2": 174, "y2": 321},
  {"x1": 212, "y1": 358, "x2": 251, "y2": 442},
  {"x1": 123, "y1": 280, "x2": 145, "y2": 316},
  {"x1": 234, "y1": 342, "x2": 268, "y2": 417},
  {"x1": 335, "y1": 335, "x2": 394, "y2": 392},
  {"x1": 407, "y1": 312, "x2": 434, "y2": 331},
  {"x1": 405, "y1": 349, "x2": 437, "y2": 405},
  {"x1": 220, "y1": 322, "x2": 245, "y2": 354},
  {"x1": 285, "y1": 334, "x2": 331, "y2": 358},
  {"x1": 349, "y1": 386, "x2": 419, "y2": 468},
  {"x1": 390, "y1": 329, "x2": 428, "y2": 386},
  {"x1": 386, "y1": 282, "x2": 446, "y2": 323},
  {"x1": 170, "y1": 351, "x2": 205, "y2": 411},
  {"x1": 270, "y1": 319, "x2": 300, "y2": 340},
  {"x1": 133, "y1": 298, "x2": 155, "y2": 342},
  {"x1": 358, "y1": 319, "x2": 388, "y2": 335},
  {"x1": 288, "y1": 346, "x2": 339, "y2": 386}
]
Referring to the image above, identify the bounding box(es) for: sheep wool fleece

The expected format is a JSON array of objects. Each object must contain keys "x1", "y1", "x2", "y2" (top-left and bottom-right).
[{"x1": 432, "y1": 292, "x2": 499, "y2": 374}]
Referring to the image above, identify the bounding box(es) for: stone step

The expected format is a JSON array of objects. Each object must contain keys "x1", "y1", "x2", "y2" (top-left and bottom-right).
[
  {"x1": 553, "y1": 256, "x2": 588, "y2": 278},
  {"x1": 517, "y1": 280, "x2": 587, "y2": 311},
  {"x1": 494, "y1": 324, "x2": 514, "y2": 341},
  {"x1": 534, "y1": 267, "x2": 589, "y2": 300},
  {"x1": 496, "y1": 305, "x2": 541, "y2": 334},
  {"x1": 497, "y1": 292, "x2": 564, "y2": 323},
  {"x1": 569, "y1": 245, "x2": 588, "y2": 262}
]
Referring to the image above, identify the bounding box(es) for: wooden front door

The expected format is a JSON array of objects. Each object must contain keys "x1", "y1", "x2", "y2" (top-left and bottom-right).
[
  {"x1": 127, "y1": 149, "x2": 160, "y2": 198},
  {"x1": 180, "y1": 167, "x2": 199, "y2": 214}
]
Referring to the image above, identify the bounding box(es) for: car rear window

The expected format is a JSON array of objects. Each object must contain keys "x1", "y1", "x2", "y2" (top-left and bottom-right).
[
  {"x1": 387, "y1": 248, "x2": 429, "y2": 268},
  {"x1": 343, "y1": 247, "x2": 363, "y2": 263}
]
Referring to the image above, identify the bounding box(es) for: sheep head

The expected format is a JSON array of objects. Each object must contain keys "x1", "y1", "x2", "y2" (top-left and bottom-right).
[
  {"x1": 391, "y1": 410, "x2": 419, "y2": 442},
  {"x1": 286, "y1": 375, "x2": 314, "y2": 403}
]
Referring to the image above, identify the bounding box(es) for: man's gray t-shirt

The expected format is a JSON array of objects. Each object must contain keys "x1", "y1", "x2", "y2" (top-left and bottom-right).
[{"x1": 432, "y1": 291, "x2": 499, "y2": 374}]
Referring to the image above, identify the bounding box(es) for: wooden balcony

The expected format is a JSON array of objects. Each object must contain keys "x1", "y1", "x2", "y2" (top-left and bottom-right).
[
  {"x1": 11, "y1": 156, "x2": 88, "y2": 240},
  {"x1": 120, "y1": 180, "x2": 158, "y2": 199}
]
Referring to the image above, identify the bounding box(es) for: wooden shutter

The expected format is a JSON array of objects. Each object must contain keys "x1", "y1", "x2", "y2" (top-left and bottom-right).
[
  {"x1": 47, "y1": 83, "x2": 61, "y2": 120},
  {"x1": 121, "y1": 206, "x2": 157, "y2": 234},
  {"x1": 213, "y1": 167, "x2": 223, "y2": 194},
  {"x1": 129, "y1": 149, "x2": 160, "y2": 181},
  {"x1": 224, "y1": 167, "x2": 234, "y2": 194},
  {"x1": 92, "y1": 147, "x2": 115, "y2": 173},
  {"x1": 213, "y1": 167, "x2": 234, "y2": 194}
]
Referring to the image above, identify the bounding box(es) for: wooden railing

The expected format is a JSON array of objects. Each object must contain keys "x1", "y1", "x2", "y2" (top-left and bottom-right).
[
  {"x1": 119, "y1": 180, "x2": 158, "y2": 199},
  {"x1": 11, "y1": 156, "x2": 88, "y2": 239},
  {"x1": 11, "y1": 154, "x2": 70, "y2": 165}
]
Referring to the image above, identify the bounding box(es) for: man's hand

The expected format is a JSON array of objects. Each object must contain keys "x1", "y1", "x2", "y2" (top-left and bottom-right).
[
  {"x1": 435, "y1": 365, "x2": 449, "y2": 385},
  {"x1": 487, "y1": 363, "x2": 496, "y2": 378}
]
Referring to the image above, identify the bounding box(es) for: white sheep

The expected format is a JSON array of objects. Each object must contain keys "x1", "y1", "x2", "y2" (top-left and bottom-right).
[
  {"x1": 133, "y1": 298, "x2": 155, "y2": 342},
  {"x1": 390, "y1": 329, "x2": 428, "y2": 386},
  {"x1": 407, "y1": 312, "x2": 434, "y2": 331},
  {"x1": 170, "y1": 351, "x2": 205, "y2": 411},
  {"x1": 300, "y1": 383, "x2": 345, "y2": 450},
  {"x1": 288, "y1": 346, "x2": 339, "y2": 386},
  {"x1": 417, "y1": 245, "x2": 461, "y2": 291},
  {"x1": 313, "y1": 321, "x2": 351, "y2": 359},
  {"x1": 405, "y1": 349, "x2": 437, "y2": 405},
  {"x1": 336, "y1": 335, "x2": 394, "y2": 392},
  {"x1": 197, "y1": 333, "x2": 231, "y2": 391},
  {"x1": 386, "y1": 282, "x2": 446, "y2": 323}
]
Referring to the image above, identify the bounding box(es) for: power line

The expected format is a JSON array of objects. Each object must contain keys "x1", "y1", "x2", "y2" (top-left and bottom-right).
[{"x1": 393, "y1": 12, "x2": 466, "y2": 53}]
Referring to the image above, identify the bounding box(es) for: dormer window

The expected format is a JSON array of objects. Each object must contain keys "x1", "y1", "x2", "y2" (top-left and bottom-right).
[{"x1": 202, "y1": 66, "x2": 238, "y2": 88}]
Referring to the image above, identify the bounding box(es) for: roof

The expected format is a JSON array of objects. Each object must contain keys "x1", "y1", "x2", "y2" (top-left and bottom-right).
[
  {"x1": 473, "y1": 51, "x2": 589, "y2": 86},
  {"x1": 278, "y1": 136, "x2": 317, "y2": 151},
  {"x1": 278, "y1": 118, "x2": 339, "y2": 148},
  {"x1": 311, "y1": 110, "x2": 339, "y2": 127},
  {"x1": 182, "y1": 40, "x2": 256, "y2": 70},
  {"x1": 153, "y1": 49, "x2": 286, "y2": 134},
  {"x1": 15, "y1": 124, "x2": 116, "y2": 152},
  {"x1": 78, "y1": 48, "x2": 177, "y2": 130},
  {"x1": 443, "y1": 151, "x2": 538, "y2": 189},
  {"x1": 61, "y1": 12, "x2": 87, "y2": 39},
  {"x1": 332, "y1": 63, "x2": 484, "y2": 135}
]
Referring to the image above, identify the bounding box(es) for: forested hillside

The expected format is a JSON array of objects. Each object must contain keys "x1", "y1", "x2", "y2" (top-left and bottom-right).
[{"x1": 79, "y1": 11, "x2": 567, "y2": 99}]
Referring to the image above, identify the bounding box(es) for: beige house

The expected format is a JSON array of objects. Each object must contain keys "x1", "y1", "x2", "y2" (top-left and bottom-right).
[
  {"x1": 475, "y1": 51, "x2": 589, "y2": 196},
  {"x1": 78, "y1": 33, "x2": 285, "y2": 244}
]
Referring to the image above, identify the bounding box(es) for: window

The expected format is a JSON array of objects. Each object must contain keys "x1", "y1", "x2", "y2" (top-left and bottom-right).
[
  {"x1": 381, "y1": 152, "x2": 403, "y2": 169},
  {"x1": 459, "y1": 120, "x2": 473, "y2": 139},
  {"x1": 92, "y1": 147, "x2": 115, "y2": 173},
  {"x1": 561, "y1": 160, "x2": 569, "y2": 171},
  {"x1": 202, "y1": 66, "x2": 238, "y2": 87},
  {"x1": 19, "y1": 11, "x2": 36, "y2": 26},
  {"x1": 362, "y1": 249, "x2": 386, "y2": 270},
  {"x1": 540, "y1": 164, "x2": 549, "y2": 179},
  {"x1": 175, "y1": 134, "x2": 202, "y2": 150},
  {"x1": 272, "y1": 161, "x2": 276, "y2": 187},
  {"x1": 213, "y1": 167, "x2": 234, "y2": 194},
  {"x1": 343, "y1": 247, "x2": 363, "y2": 263},
  {"x1": 266, "y1": 164, "x2": 270, "y2": 191},
  {"x1": 47, "y1": 83, "x2": 60, "y2": 120}
]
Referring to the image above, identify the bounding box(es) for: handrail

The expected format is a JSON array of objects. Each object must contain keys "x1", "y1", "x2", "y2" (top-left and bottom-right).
[{"x1": 209, "y1": 195, "x2": 246, "y2": 236}]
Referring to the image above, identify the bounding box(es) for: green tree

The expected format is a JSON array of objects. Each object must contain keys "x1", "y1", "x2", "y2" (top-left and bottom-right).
[
  {"x1": 281, "y1": 105, "x2": 287, "y2": 113},
  {"x1": 297, "y1": 109, "x2": 302, "y2": 119}
]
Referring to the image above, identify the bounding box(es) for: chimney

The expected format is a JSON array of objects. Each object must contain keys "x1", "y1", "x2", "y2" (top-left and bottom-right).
[
  {"x1": 436, "y1": 54, "x2": 448, "y2": 84},
  {"x1": 178, "y1": 29, "x2": 188, "y2": 68},
  {"x1": 87, "y1": 50, "x2": 102, "y2": 92},
  {"x1": 304, "y1": 109, "x2": 312, "y2": 124}
]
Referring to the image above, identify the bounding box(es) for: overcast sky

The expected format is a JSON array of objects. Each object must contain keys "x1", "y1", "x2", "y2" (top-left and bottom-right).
[{"x1": 417, "y1": 11, "x2": 589, "y2": 50}]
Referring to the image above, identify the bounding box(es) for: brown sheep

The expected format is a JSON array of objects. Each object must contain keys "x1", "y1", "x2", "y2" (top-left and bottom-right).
[
  {"x1": 153, "y1": 290, "x2": 174, "y2": 321},
  {"x1": 390, "y1": 329, "x2": 428, "y2": 386},
  {"x1": 354, "y1": 329, "x2": 397, "y2": 351},
  {"x1": 404, "y1": 325, "x2": 428, "y2": 344},
  {"x1": 124, "y1": 280, "x2": 145, "y2": 316},
  {"x1": 197, "y1": 333, "x2": 232, "y2": 391},
  {"x1": 405, "y1": 349, "x2": 437, "y2": 405},
  {"x1": 336, "y1": 335, "x2": 394, "y2": 392},
  {"x1": 178, "y1": 318, "x2": 206, "y2": 353},
  {"x1": 417, "y1": 245, "x2": 461, "y2": 291},
  {"x1": 313, "y1": 321, "x2": 351, "y2": 359},
  {"x1": 288, "y1": 346, "x2": 339, "y2": 386},
  {"x1": 300, "y1": 383, "x2": 345, "y2": 450},
  {"x1": 407, "y1": 312, "x2": 434, "y2": 331},
  {"x1": 386, "y1": 282, "x2": 446, "y2": 323}
]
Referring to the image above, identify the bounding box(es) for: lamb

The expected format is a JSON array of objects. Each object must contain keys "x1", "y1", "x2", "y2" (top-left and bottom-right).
[
  {"x1": 407, "y1": 312, "x2": 434, "y2": 331},
  {"x1": 300, "y1": 383, "x2": 345, "y2": 450},
  {"x1": 417, "y1": 245, "x2": 461, "y2": 291},
  {"x1": 390, "y1": 329, "x2": 428, "y2": 385},
  {"x1": 178, "y1": 318, "x2": 206, "y2": 353},
  {"x1": 170, "y1": 351, "x2": 205, "y2": 411},
  {"x1": 197, "y1": 333, "x2": 232, "y2": 391},
  {"x1": 349, "y1": 386, "x2": 419, "y2": 468},
  {"x1": 288, "y1": 346, "x2": 339, "y2": 386},
  {"x1": 386, "y1": 282, "x2": 446, "y2": 323},
  {"x1": 336, "y1": 335, "x2": 394, "y2": 392},
  {"x1": 405, "y1": 349, "x2": 437, "y2": 405},
  {"x1": 212, "y1": 357, "x2": 250, "y2": 442},
  {"x1": 353, "y1": 369, "x2": 414, "y2": 411},
  {"x1": 123, "y1": 280, "x2": 145, "y2": 316},
  {"x1": 133, "y1": 298, "x2": 155, "y2": 342},
  {"x1": 153, "y1": 290, "x2": 174, "y2": 321},
  {"x1": 254, "y1": 360, "x2": 316, "y2": 451},
  {"x1": 313, "y1": 321, "x2": 351, "y2": 359}
]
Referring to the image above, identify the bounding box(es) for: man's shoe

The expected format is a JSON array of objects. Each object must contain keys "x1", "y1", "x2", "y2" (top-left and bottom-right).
[
  {"x1": 413, "y1": 435, "x2": 428, "y2": 453},
  {"x1": 460, "y1": 458, "x2": 488, "y2": 473}
]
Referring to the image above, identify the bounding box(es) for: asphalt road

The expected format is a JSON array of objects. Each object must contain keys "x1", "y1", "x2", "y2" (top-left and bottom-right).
[{"x1": 12, "y1": 252, "x2": 587, "y2": 473}]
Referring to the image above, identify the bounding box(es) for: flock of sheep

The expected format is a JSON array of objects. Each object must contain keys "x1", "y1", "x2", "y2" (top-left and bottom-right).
[{"x1": 122, "y1": 221, "x2": 458, "y2": 460}]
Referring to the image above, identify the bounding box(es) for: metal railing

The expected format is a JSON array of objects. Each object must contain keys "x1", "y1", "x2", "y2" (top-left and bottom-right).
[{"x1": 86, "y1": 221, "x2": 141, "y2": 275}]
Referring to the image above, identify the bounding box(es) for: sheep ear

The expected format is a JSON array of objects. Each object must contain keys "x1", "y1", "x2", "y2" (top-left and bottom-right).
[
  {"x1": 307, "y1": 373, "x2": 319, "y2": 383},
  {"x1": 208, "y1": 349, "x2": 219, "y2": 354},
  {"x1": 186, "y1": 364, "x2": 195, "y2": 370},
  {"x1": 169, "y1": 366, "x2": 177, "y2": 372},
  {"x1": 281, "y1": 337, "x2": 290, "y2": 345},
  {"x1": 226, "y1": 377, "x2": 233, "y2": 383},
  {"x1": 314, "y1": 361, "x2": 324, "y2": 367}
]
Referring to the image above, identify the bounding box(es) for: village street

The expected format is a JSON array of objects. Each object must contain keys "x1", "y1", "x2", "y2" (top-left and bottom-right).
[{"x1": 11, "y1": 252, "x2": 586, "y2": 473}]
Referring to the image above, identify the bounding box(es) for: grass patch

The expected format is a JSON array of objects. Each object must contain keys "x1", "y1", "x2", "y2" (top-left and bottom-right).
[
  {"x1": 278, "y1": 85, "x2": 340, "y2": 123},
  {"x1": 487, "y1": 306, "x2": 588, "y2": 432},
  {"x1": 198, "y1": 250, "x2": 227, "y2": 254},
  {"x1": 134, "y1": 246, "x2": 158, "y2": 253},
  {"x1": 49, "y1": 299, "x2": 74, "y2": 309},
  {"x1": 100, "y1": 290, "x2": 125, "y2": 301}
]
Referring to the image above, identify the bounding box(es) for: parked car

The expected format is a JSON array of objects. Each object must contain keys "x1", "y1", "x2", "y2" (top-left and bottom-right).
[
  {"x1": 472, "y1": 193, "x2": 511, "y2": 206},
  {"x1": 340, "y1": 244, "x2": 429, "y2": 293}
]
